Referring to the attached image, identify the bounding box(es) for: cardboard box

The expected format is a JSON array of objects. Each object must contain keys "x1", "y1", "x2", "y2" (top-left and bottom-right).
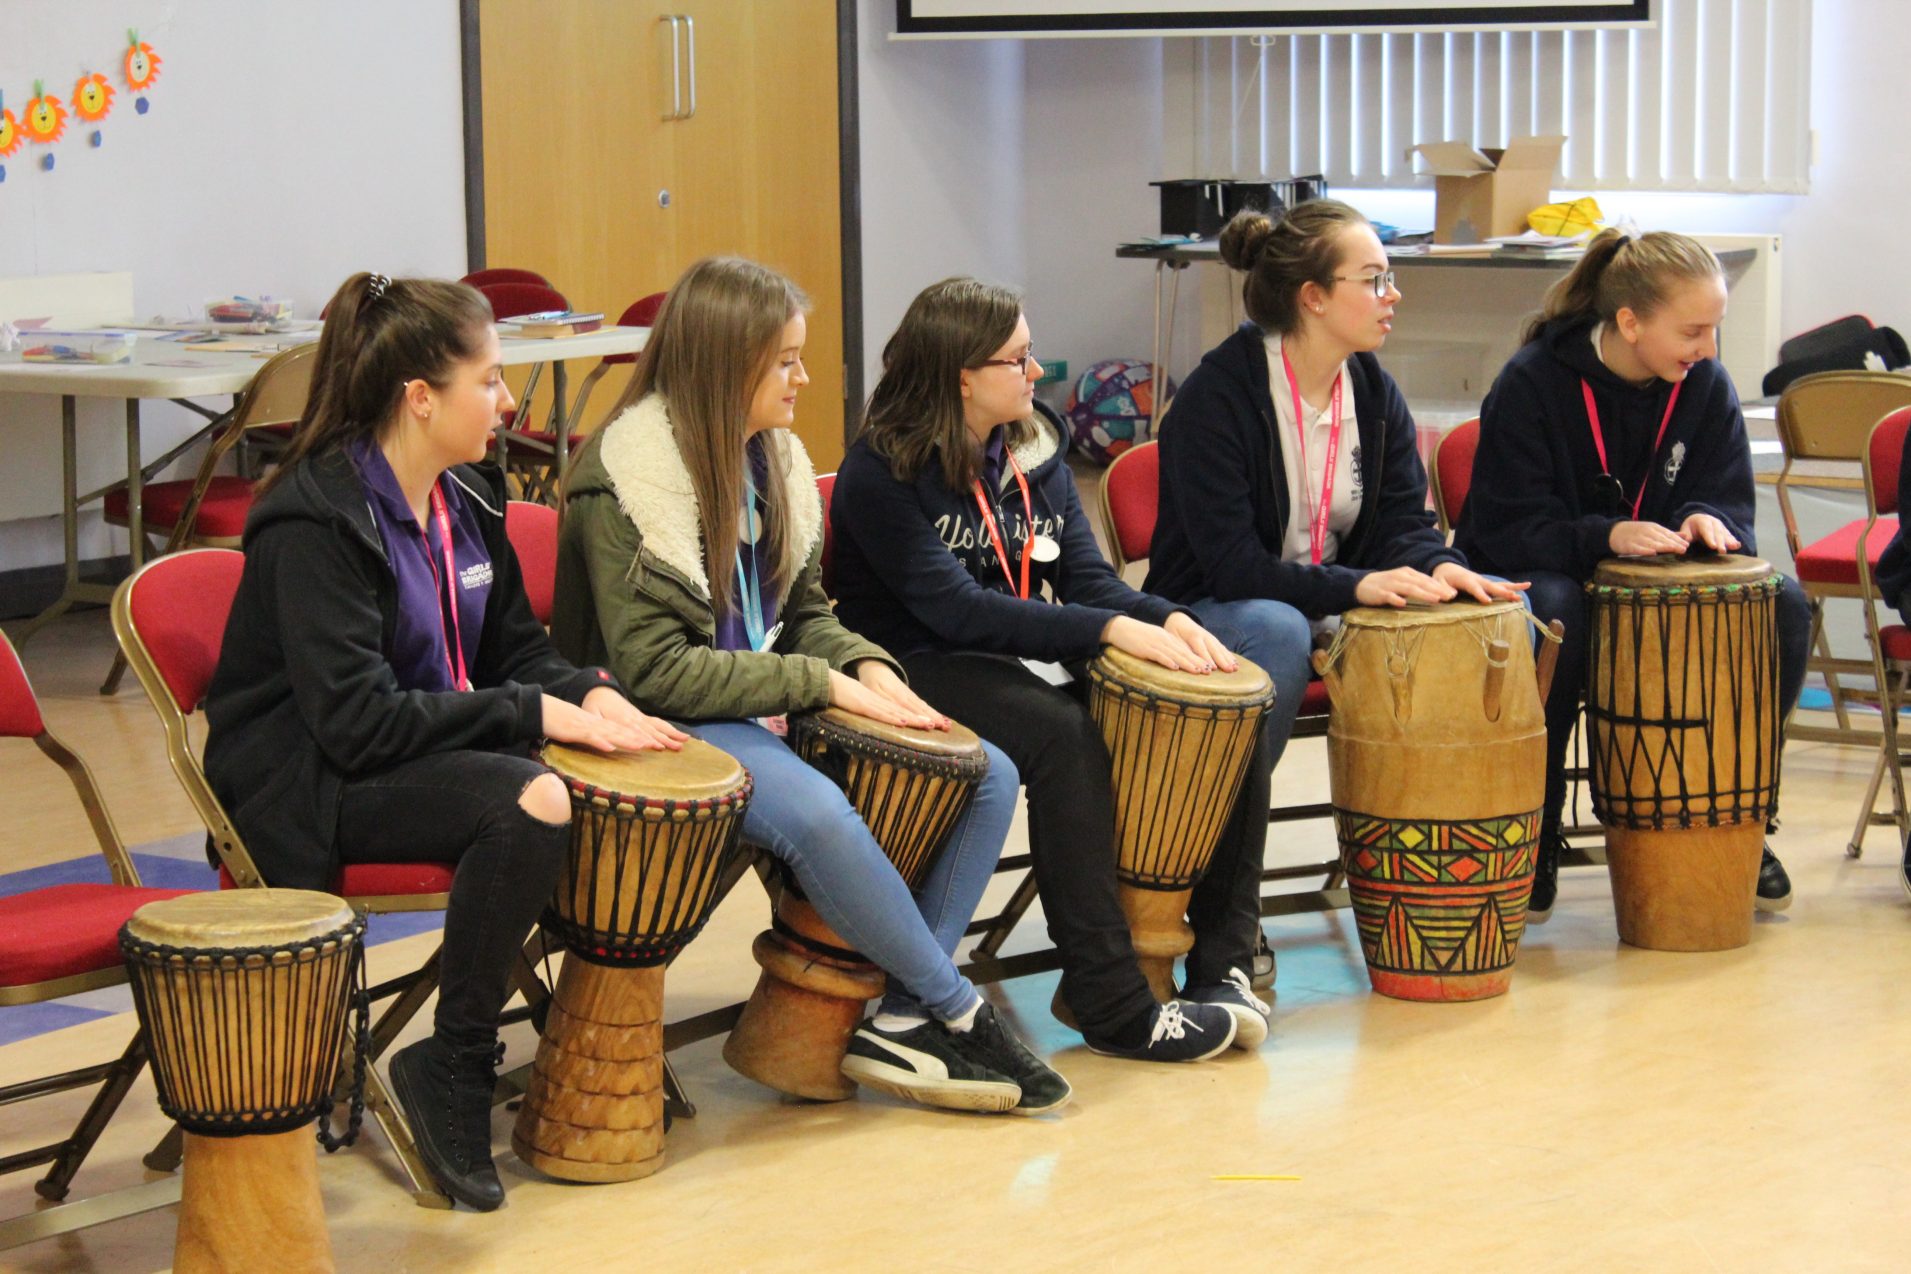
[{"x1": 1408, "y1": 135, "x2": 1566, "y2": 245}]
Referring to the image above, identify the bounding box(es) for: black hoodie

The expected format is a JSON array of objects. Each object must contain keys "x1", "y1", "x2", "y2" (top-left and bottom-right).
[
  {"x1": 202, "y1": 451, "x2": 613, "y2": 891},
  {"x1": 1454, "y1": 316, "x2": 1757, "y2": 581},
  {"x1": 831, "y1": 403, "x2": 1182, "y2": 661},
  {"x1": 1143, "y1": 322, "x2": 1462, "y2": 617}
]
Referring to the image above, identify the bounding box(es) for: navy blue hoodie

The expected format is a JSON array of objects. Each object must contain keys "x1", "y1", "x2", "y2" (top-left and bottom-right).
[
  {"x1": 831, "y1": 403, "x2": 1183, "y2": 661},
  {"x1": 1143, "y1": 322, "x2": 1462, "y2": 617},
  {"x1": 1454, "y1": 316, "x2": 1757, "y2": 581}
]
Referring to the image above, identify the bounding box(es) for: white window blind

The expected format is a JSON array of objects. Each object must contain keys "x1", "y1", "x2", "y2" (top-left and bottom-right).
[{"x1": 1181, "y1": 0, "x2": 1812, "y2": 194}]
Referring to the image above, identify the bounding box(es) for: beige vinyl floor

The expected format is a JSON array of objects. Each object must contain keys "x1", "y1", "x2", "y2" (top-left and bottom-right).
[{"x1": 4, "y1": 604, "x2": 1910, "y2": 1274}]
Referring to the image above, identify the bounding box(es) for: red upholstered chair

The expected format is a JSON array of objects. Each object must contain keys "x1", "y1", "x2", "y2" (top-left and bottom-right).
[
  {"x1": 1776, "y1": 371, "x2": 1911, "y2": 746},
  {"x1": 555, "y1": 292, "x2": 665, "y2": 444},
  {"x1": 482, "y1": 281, "x2": 576, "y2": 502},
  {"x1": 111, "y1": 549, "x2": 456, "y2": 1206},
  {"x1": 1843, "y1": 407, "x2": 1911, "y2": 858},
  {"x1": 1430, "y1": 417, "x2": 1480, "y2": 536},
  {"x1": 816, "y1": 471, "x2": 838, "y2": 599},
  {"x1": 506, "y1": 500, "x2": 560, "y2": 627},
  {"x1": 461, "y1": 267, "x2": 551, "y2": 290},
  {"x1": 0, "y1": 630, "x2": 196, "y2": 1227},
  {"x1": 96, "y1": 343, "x2": 318, "y2": 695}
]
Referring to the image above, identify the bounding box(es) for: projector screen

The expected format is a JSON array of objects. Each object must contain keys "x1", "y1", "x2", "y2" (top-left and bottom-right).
[{"x1": 895, "y1": 1, "x2": 1652, "y2": 37}]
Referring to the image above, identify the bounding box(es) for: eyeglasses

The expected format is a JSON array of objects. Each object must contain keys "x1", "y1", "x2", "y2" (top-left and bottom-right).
[
  {"x1": 1331, "y1": 271, "x2": 1397, "y2": 298},
  {"x1": 975, "y1": 346, "x2": 1038, "y2": 375}
]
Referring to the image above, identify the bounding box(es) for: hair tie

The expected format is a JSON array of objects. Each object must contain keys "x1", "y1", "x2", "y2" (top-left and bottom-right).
[{"x1": 365, "y1": 273, "x2": 391, "y2": 305}]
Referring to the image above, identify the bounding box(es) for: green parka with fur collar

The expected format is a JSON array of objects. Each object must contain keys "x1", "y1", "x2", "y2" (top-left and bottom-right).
[{"x1": 552, "y1": 393, "x2": 899, "y2": 721}]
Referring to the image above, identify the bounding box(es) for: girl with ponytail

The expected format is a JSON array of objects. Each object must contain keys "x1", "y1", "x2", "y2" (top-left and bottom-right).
[
  {"x1": 1145, "y1": 199, "x2": 1521, "y2": 867},
  {"x1": 204, "y1": 272, "x2": 682, "y2": 1211},
  {"x1": 1454, "y1": 228, "x2": 1812, "y2": 920}
]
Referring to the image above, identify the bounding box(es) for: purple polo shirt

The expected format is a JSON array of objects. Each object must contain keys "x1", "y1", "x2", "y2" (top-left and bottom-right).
[
  {"x1": 353, "y1": 442, "x2": 494, "y2": 692},
  {"x1": 714, "y1": 437, "x2": 782, "y2": 652}
]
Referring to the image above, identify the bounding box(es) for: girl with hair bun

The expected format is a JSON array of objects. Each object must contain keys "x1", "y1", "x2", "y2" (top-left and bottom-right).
[
  {"x1": 1454, "y1": 228, "x2": 1811, "y2": 920},
  {"x1": 1145, "y1": 199, "x2": 1520, "y2": 866},
  {"x1": 205, "y1": 271, "x2": 684, "y2": 1211}
]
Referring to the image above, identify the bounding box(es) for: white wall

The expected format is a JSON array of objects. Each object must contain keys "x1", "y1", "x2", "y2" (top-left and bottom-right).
[
  {"x1": 856, "y1": 0, "x2": 1026, "y2": 398},
  {"x1": 0, "y1": 2, "x2": 466, "y2": 571}
]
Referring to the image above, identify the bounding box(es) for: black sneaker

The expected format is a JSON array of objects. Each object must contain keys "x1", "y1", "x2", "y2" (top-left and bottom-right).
[
  {"x1": 1083, "y1": 1000, "x2": 1237, "y2": 1062},
  {"x1": 1248, "y1": 928, "x2": 1277, "y2": 990},
  {"x1": 388, "y1": 1035, "x2": 506, "y2": 1211},
  {"x1": 1528, "y1": 827, "x2": 1565, "y2": 924},
  {"x1": 840, "y1": 1018, "x2": 1022, "y2": 1114},
  {"x1": 949, "y1": 1003, "x2": 1072, "y2": 1115},
  {"x1": 1900, "y1": 831, "x2": 1911, "y2": 901},
  {"x1": 1181, "y1": 968, "x2": 1270, "y2": 1050},
  {"x1": 1755, "y1": 845, "x2": 1793, "y2": 913}
]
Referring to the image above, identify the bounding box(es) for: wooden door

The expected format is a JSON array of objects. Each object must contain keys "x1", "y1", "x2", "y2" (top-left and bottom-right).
[{"x1": 477, "y1": 0, "x2": 846, "y2": 467}]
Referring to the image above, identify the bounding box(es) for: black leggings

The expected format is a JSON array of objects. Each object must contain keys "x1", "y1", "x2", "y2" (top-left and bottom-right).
[
  {"x1": 336, "y1": 747, "x2": 568, "y2": 1046},
  {"x1": 901, "y1": 652, "x2": 1269, "y2": 1037}
]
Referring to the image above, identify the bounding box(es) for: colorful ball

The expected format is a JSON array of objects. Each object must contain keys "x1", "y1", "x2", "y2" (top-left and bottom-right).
[{"x1": 1065, "y1": 358, "x2": 1172, "y2": 466}]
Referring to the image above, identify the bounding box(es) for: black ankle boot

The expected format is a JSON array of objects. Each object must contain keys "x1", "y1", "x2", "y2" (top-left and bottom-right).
[
  {"x1": 1528, "y1": 826, "x2": 1563, "y2": 924},
  {"x1": 389, "y1": 1035, "x2": 507, "y2": 1211}
]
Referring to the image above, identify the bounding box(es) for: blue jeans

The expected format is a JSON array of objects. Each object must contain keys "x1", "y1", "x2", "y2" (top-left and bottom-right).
[
  {"x1": 1186, "y1": 596, "x2": 1316, "y2": 770},
  {"x1": 678, "y1": 719, "x2": 1016, "y2": 1022}
]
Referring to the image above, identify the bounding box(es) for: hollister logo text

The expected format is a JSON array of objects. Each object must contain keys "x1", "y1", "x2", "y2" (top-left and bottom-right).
[{"x1": 459, "y1": 561, "x2": 494, "y2": 591}]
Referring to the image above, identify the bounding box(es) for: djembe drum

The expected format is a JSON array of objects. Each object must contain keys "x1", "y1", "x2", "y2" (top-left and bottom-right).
[
  {"x1": 1586, "y1": 555, "x2": 1782, "y2": 951},
  {"x1": 511, "y1": 740, "x2": 751, "y2": 1182},
  {"x1": 120, "y1": 889, "x2": 364, "y2": 1274},
  {"x1": 1086, "y1": 648, "x2": 1275, "y2": 1002},
  {"x1": 723, "y1": 707, "x2": 989, "y2": 1102},
  {"x1": 1314, "y1": 602, "x2": 1558, "y2": 1001}
]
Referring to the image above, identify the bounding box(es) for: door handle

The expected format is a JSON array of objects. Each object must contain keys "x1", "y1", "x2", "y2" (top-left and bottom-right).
[
  {"x1": 660, "y1": 15, "x2": 683, "y2": 121},
  {"x1": 681, "y1": 15, "x2": 697, "y2": 120}
]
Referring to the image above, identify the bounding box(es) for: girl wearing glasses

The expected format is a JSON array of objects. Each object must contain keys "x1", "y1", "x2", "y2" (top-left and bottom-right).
[
  {"x1": 552, "y1": 257, "x2": 1068, "y2": 1115},
  {"x1": 1453, "y1": 228, "x2": 1809, "y2": 920},
  {"x1": 1145, "y1": 199, "x2": 1517, "y2": 872},
  {"x1": 830, "y1": 276, "x2": 1268, "y2": 1064}
]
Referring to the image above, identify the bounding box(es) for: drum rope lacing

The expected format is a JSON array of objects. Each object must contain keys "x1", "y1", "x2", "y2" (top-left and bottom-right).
[
  {"x1": 118, "y1": 913, "x2": 370, "y2": 1143},
  {"x1": 1087, "y1": 662, "x2": 1274, "y2": 889},
  {"x1": 1315, "y1": 604, "x2": 1559, "y2": 681},
  {"x1": 1584, "y1": 577, "x2": 1781, "y2": 829},
  {"x1": 542, "y1": 777, "x2": 752, "y2": 967}
]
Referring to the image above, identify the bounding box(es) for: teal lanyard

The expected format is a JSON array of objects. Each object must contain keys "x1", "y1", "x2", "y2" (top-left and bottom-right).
[{"x1": 734, "y1": 475, "x2": 767, "y2": 651}]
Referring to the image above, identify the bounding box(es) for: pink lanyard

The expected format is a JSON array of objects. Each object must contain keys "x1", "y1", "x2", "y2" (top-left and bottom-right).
[
  {"x1": 1580, "y1": 378, "x2": 1683, "y2": 520},
  {"x1": 1281, "y1": 346, "x2": 1345, "y2": 566},
  {"x1": 971, "y1": 452, "x2": 1035, "y2": 599},
  {"x1": 423, "y1": 482, "x2": 471, "y2": 693}
]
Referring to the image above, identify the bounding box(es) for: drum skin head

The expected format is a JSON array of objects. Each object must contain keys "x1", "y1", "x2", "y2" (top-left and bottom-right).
[
  {"x1": 1095, "y1": 645, "x2": 1273, "y2": 705},
  {"x1": 800, "y1": 706, "x2": 983, "y2": 760},
  {"x1": 124, "y1": 888, "x2": 355, "y2": 946},
  {"x1": 1341, "y1": 598, "x2": 1530, "y2": 631},
  {"x1": 1594, "y1": 552, "x2": 1774, "y2": 590},
  {"x1": 543, "y1": 737, "x2": 749, "y2": 803}
]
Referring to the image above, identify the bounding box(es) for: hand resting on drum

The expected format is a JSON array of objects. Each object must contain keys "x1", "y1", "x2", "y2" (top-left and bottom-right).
[
  {"x1": 543, "y1": 690, "x2": 686, "y2": 753},
  {"x1": 831, "y1": 664, "x2": 949, "y2": 731},
  {"x1": 1102, "y1": 614, "x2": 1220, "y2": 674},
  {"x1": 1608, "y1": 519, "x2": 1694, "y2": 557},
  {"x1": 1430, "y1": 561, "x2": 1529, "y2": 604},
  {"x1": 1354, "y1": 566, "x2": 1456, "y2": 608}
]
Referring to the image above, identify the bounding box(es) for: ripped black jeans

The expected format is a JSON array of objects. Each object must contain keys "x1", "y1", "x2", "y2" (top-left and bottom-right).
[{"x1": 336, "y1": 747, "x2": 568, "y2": 1047}]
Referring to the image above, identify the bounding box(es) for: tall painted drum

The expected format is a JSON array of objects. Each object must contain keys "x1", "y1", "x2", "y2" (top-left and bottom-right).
[
  {"x1": 511, "y1": 740, "x2": 751, "y2": 1183},
  {"x1": 1315, "y1": 601, "x2": 1555, "y2": 1001},
  {"x1": 724, "y1": 707, "x2": 990, "y2": 1104},
  {"x1": 120, "y1": 889, "x2": 363, "y2": 1274},
  {"x1": 1087, "y1": 648, "x2": 1275, "y2": 1001},
  {"x1": 1586, "y1": 554, "x2": 1782, "y2": 951}
]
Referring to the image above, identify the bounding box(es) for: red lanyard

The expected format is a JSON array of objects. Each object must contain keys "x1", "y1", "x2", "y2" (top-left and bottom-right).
[
  {"x1": 424, "y1": 483, "x2": 471, "y2": 693},
  {"x1": 971, "y1": 452, "x2": 1035, "y2": 599},
  {"x1": 1580, "y1": 378, "x2": 1683, "y2": 520},
  {"x1": 1281, "y1": 345, "x2": 1345, "y2": 566}
]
